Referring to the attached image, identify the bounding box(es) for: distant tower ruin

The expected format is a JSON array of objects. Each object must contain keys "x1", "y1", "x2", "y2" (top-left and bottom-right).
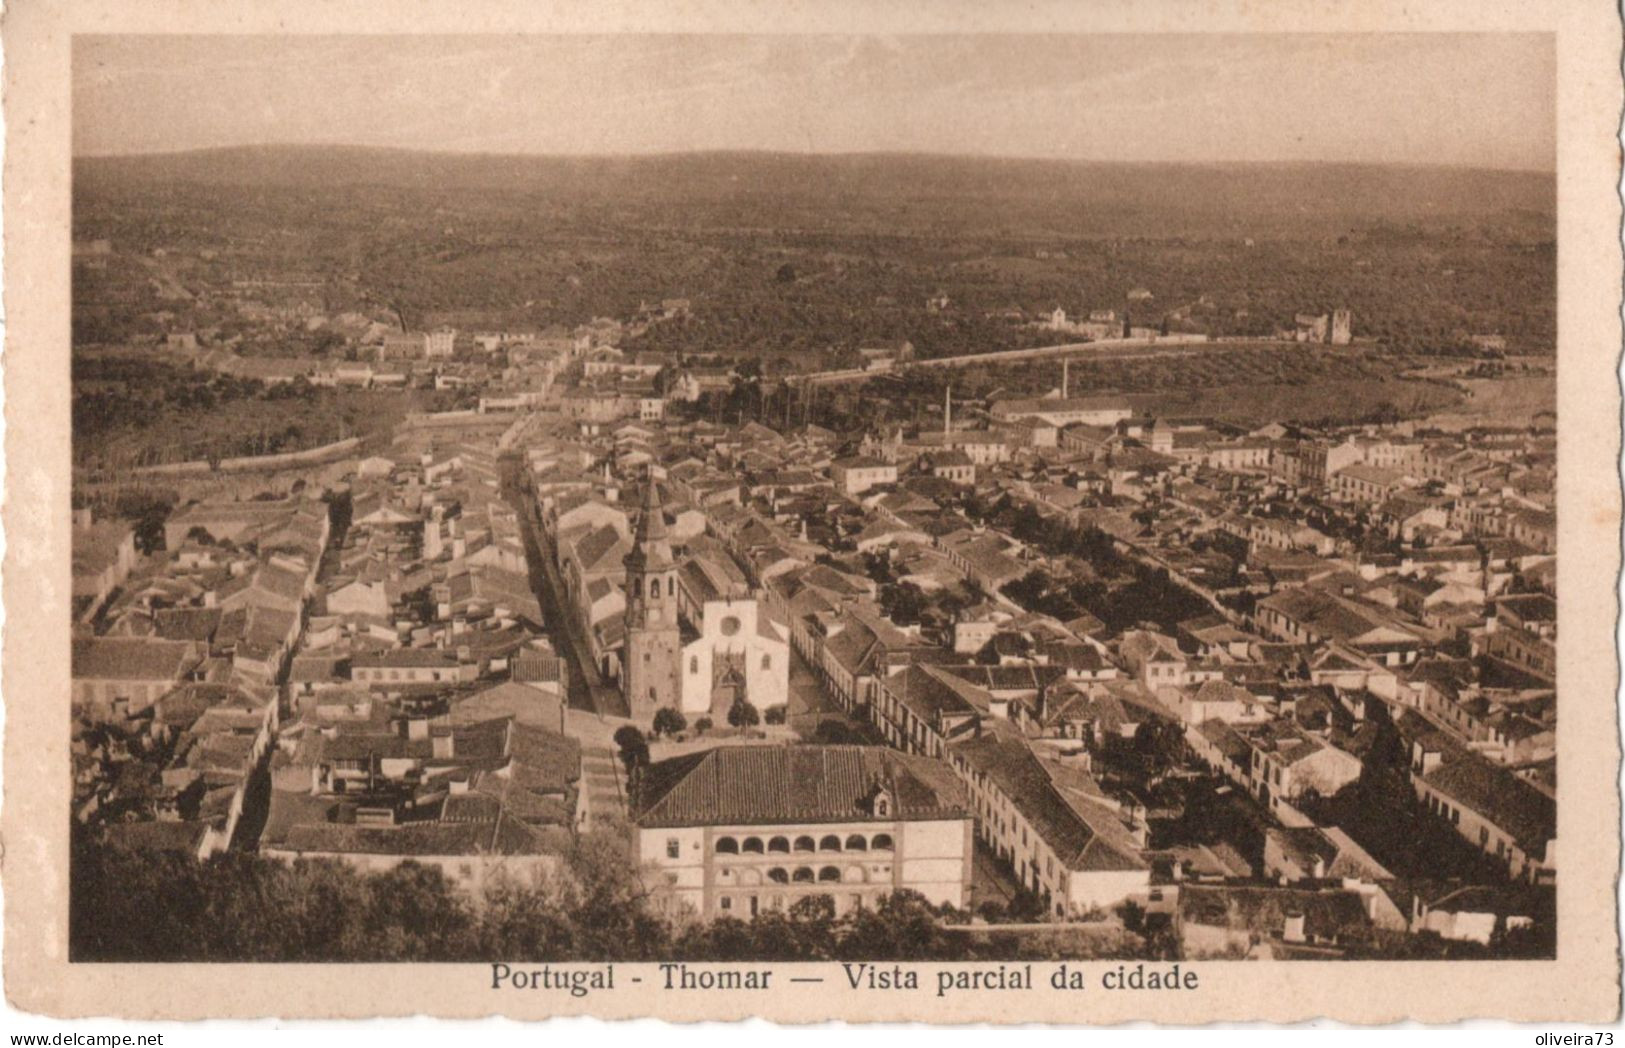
[{"x1": 1330, "y1": 308, "x2": 1353, "y2": 346}]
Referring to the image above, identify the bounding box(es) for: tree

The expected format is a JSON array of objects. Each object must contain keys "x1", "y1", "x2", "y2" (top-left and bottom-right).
[
  {"x1": 836, "y1": 890, "x2": 960, "y2": 960},
  {"x1": 727, "y1": 698, "x2": 761, "y2": 730},
  {"x1": 651, "y1": 707, "x2": 687, "y2": 738},
  {"x1": 1133, "y1": 719, "x2": 1186, "y2": 778},
  {"x1": 880, "y1": 581, "x2": 927, "y2": 626},
  {"x1": 694, "y1": 716, "x2": 714, "y2": 734},
  {"x1": 613, "y1": 725, "x2": 650, "y2": 773},
  {"x1": 814, "y1": 719, "x2": 863, "y2": 745}
]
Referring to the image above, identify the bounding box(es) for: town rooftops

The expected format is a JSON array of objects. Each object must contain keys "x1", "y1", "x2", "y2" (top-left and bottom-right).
[
  {"x1": 1269, "y1": 825, "x2": 1393, "y2": 883},
  {"x1": 634, "y1": 744, "x2": 969, "y2": 828},
  {"x1": 351, "y1": 648, "x2": 463, "y2": 669},
  {"x1": 278, "y1": 811, "x2": 567, "y2": 858},
  {"x1": 833, "y1": 455, "x2": 891, "y2": 471},
  {"x1": 1421, "y1": 752, "x2": 1555, "y2": 856}
]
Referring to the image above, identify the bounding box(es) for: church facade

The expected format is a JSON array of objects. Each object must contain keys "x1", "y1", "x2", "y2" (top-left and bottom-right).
[
  {"x1": 679, "y1": 597, "x2": 789, "y2": 719},
  {"x1": 623, "y1": 479, "x2": 790, "y2": 723}
]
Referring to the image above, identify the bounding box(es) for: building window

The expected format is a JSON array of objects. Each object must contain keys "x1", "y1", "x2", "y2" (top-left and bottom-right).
[
  {"x1": 762, "y1": 654, "x2": 771, "y2": 670},
  {"x1": 793, "y1": 836, "x2": 816, "y2": 853},
  {"x1": 792, "y1": 867, "x2": 815, "y2": 883},
  {"x1": 767, "y1": 868, "x2": 789, "y2": 884},
  {"x1": 767, "y1": 836, "x2": 790, "y2": 853},
  {"x1": 715, "y1": 836, "x2": 739, "y2": 854},
  {"x1": 819, "y1": 835, "x2": 843, "y2": 852},
  {"x1": 690, "y1": 656, "x2": 699, "y2": 675},
  {"x1": 742, "y1": 837, "x2": 764, "y2": 854},
  {"x1": 845, "y1": 835, "x2": 868, "y2": 851},
  {"x1": 818, "y1": 866, "x2": 842, "y2": 883},
  {"x1": 666, "y1": 838, "x2": 680, "y2": 859},
  {"x1": 719, "y1": 896, "x2": 732, "y2": 911}
]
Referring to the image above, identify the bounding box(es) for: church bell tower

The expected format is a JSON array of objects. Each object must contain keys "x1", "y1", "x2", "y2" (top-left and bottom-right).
[{"x1": 623, "y1": 476, "x2": 681, "y2": 721}]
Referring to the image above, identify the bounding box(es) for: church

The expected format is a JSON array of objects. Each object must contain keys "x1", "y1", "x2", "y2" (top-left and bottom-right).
[{"x1": 623, "y1": 478, "x2": 789, "y2": 723}]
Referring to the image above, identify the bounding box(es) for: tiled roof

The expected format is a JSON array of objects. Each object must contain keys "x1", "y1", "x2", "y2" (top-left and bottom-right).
[
  {"x1": 886, "y1": 664, "x2": 992, "y2": 721},
  {"x1": 950, "y1": 730, "x2": 1146, "y2": 872},
  {"x1": 152, "y1": 607, "x2": 223, "y2": 643},
  {"x1": 1422, "y1": 752, "x2": 1555, "y2": 855},
  {"x1": 73, "y1": 637, "x2": 200, "y2": 682},
  {"x1": 635, "y1": 745, "x2": 968, "y2": 828}
]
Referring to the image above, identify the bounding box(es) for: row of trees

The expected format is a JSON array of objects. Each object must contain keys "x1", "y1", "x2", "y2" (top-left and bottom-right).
[
  {"x1": 70, "y1": 828, "x2": 1149, "y2": 963},
  {"x1": 615, "y1": 699, "x2": 789, "y2": 772}
]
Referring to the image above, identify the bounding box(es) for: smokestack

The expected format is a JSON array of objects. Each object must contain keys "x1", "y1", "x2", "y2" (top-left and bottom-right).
[
  {"x1": 944, "y1": 385, "x2": 951, "y2": 436},
  {"x1": 1062, "y1": 359, "x2": 1069, "y2": 400}
]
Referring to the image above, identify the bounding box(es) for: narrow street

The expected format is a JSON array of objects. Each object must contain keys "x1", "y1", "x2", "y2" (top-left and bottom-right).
[{"x1": 501, "y1": 452, "x2": 629, "y2": 718}]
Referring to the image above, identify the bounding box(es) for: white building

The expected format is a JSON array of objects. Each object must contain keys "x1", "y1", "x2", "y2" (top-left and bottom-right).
[
  {"x1": 426, "y1": 327, "x2": 457, "y2": 358},
  {"x1": 948, "y1": 729, "x2": 1151, "y2": 916},
  {"x1": 634, "y1": 745, "x2": 974, "y2": 918}
]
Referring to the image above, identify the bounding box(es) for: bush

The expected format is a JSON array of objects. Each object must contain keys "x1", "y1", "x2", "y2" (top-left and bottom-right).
[
  {"x1": 813, "y1": 720, "x2": 864, "y2": 745},
  {"x1": 727, "y1": 698, "x2": 761, "y2": 729},
  {"x1": 651, "y1": 708, "x2": 687, "y2": 738},
  {"x1": 694, "y1": 717, "x2": 714, "y2": 734},
  {"x1": 764, "y1": 706, "x2": 787, "y2": 726}
]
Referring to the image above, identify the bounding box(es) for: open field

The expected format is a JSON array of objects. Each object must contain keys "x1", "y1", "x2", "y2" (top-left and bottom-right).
[
  {"x1": 72, "y1": 354, "x2": 427, "y2": 470},
  {"x1": 1420, "y1": 376, "x2": 1556, "y2": 428},
  {"x1": 1129, "y1": 378, "x2": 1465, "y2": 427}
]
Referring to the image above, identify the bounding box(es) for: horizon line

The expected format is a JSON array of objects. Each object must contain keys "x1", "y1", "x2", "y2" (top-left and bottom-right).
[{"x1": 71, "y1": 142, "x2": 1557, "y2": 176}]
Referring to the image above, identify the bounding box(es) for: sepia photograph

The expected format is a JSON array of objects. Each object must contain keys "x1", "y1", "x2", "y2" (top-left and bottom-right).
[{"x1": 5, "y1": 0, "x2": 1620, "y2": 1025}]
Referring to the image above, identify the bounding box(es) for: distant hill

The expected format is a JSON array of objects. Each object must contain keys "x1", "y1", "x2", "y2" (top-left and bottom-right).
[{"x1": 74, "y1": 146, "x2": 1553, "y2": 240}]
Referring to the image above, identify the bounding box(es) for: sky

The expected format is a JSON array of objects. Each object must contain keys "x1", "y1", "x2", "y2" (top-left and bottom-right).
[{"x1": 73, "y1": 34, "x2": 1555, "y2": 170}]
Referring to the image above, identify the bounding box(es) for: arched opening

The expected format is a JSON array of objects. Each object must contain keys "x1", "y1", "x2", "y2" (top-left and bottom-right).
[
  {"x1": 845, "y1": 834, "x2": 868, "y2": 851},
  {"x1": 714, "y1": 836, "x2": 739, "y2": 854},
  {"x1": 649, "y1": 578, "x2": 659, "y2": 599},
  {"x1": 818, "y1": 866, "x2": 842, "y2": 883},
  {"x1": 871, "y1": 833, "x2": 894, "y2": 851},
  {"x1": 741, "y1": 837, "x2": 764, "y2": 854},
  {"x1": 767, "y1": 868, "x2": 790, "y2": 884},
  {"x1": 819, "y1": 835, "x2": 843, "y2": 852},
  {"x1": 842, "y1": 866, "x2": 866, "y2": 884},
  {"x1": 767, "y1": 836, "x2": 790, "y2": 853},
  {"x1": 793, "y1": 835, "x2": 816, "y2": 853},
  {"x1": 791, "y1": 867, "x2": 815, "y2": 883}
]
